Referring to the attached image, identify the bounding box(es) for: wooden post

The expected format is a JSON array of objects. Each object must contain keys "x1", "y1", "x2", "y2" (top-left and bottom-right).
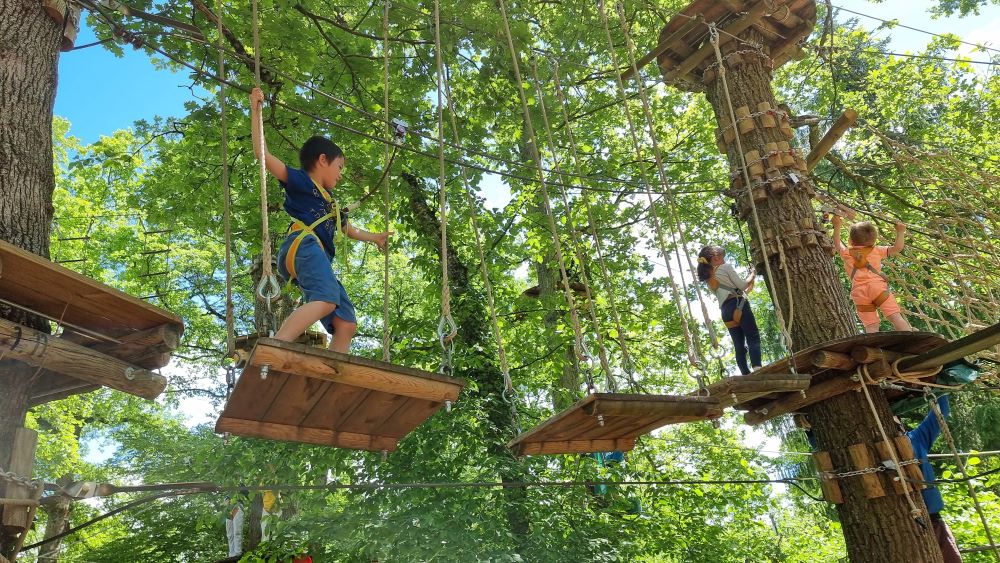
[
  {"x1": 847, "y1": 443, "x2": 886, "y2": 499},
  {"x1": 806, "y1": 108, "x2": 858, "y2": 172},
  {"x1": 0, "y1": 428, "x2": 37, "y2": 535},
  {"x1": 813, "y1": 451, "x2": 843, "y2": 504},
  {"x1": 0, "y1": 317, "x2": 166, "y2": 399},
  {"x1": 812, "y1": 350, "x2": 856, "y2": 370}
]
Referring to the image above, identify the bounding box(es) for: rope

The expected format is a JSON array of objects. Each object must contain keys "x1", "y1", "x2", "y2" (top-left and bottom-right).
[
  {"x1": 526, "y1": 56, "x2": 614, "y2": 391},
  {"x1": 432, "y1": 0, "x2": 457, "y2": 375},
  {"x1": 547, "y1": 55, "x2": 642, "y2": 390},
  {"x1": 439, "y1": 60, "x2": 516, "y2": 417},
  {"x1": 496, "y1": 0, "x2": 590, "y2": 387},
  {"x1": 612, "y1": 1, "x2": 719, "y2": 358},
  {"x1": 595, "y1": 0, "x2": 699, "y2": 370},
  {"x1": 381, "y1": 0, "x2": 392, "y2": 363},
  {"x1": 215, "y1": 0, "x2": 234, "y2": 360},
  {"x1": 707, "y1": 23, "x2": 798, "y2": 372},
  {"x1": 926, "y1": 394, "x2": 1000, "y2": 558},
  {"x1": 857, "y1": 364, "x2": 926, "y2": 524},
  {"x1": 250, "y1": 0, "x2": 281, "y2": 308}
]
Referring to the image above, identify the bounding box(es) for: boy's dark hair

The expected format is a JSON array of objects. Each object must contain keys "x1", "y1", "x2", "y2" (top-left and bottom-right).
[
  {"x1": 299, "y1": 136, "x2": 343, "y2": 171},
  {"x1": 697, "y1": 245, "x2": 724, "y2": 282},
  {"x1": 849, "y1": 221, "x2": 877, "y2": 247}
]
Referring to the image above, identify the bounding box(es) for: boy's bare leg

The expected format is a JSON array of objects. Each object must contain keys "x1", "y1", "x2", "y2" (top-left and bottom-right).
[
  {"x1": 887, "y1": 312, "x2": 912, "y2": 331},
  {"x1": 863, "y1": 322, "x2": 881, "y2": 333},
  {"x1": 329, "y1": 317, "x2": 357, "y2": 354},
  {"x1": 274, "y1": 301, "x2": 337, "y2": 341}
]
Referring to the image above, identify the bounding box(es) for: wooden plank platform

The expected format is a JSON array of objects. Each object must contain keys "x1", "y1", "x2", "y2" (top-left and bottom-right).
[
  {"x1": 508, "y1": 394, "x2": 724, "y2": 456},
  {"x1": 653, "y1": 0, "x2": 818, "y2": 91},
  {"x1": 0, "y1": 239, "x2": 183, "y2": 377},
  {"x1": 215, "y1": 338, "x2": 465, "y2": 451},
  {"x1": 725, "y1": 331, "x2": 948, "y2": 424}
]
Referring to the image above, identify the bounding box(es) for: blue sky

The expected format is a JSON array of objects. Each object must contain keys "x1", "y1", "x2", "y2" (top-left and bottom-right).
[{"x1": 56, "y1": 0, "x2": 1000, "y2": 145}]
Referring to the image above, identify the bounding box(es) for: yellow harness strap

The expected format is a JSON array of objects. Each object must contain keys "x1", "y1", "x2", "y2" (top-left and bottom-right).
[
  {"x1": 848, "y1": 246, "x2": 893, "y2": 311},
  {"x1": 284, "y1": 181, "x2": 344, "y2": 282}
]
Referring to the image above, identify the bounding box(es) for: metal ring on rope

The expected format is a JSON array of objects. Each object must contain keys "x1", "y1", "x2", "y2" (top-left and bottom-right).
[{"x1": 256, "y1": 273, "x2": 283, "y2": 304}]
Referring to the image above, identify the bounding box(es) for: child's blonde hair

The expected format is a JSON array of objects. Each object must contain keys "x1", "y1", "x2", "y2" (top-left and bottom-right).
[{"x1": 849, "y1": 221, "x2": 877, "y2": 247}]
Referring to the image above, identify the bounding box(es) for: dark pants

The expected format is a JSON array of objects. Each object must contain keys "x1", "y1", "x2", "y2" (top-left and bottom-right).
[
  {"x1": 721, "y1": 297, "x2": 761, "y2": 375},
  {"x1": 931, "y1": 514, "x2": 963, "y2": 563}
]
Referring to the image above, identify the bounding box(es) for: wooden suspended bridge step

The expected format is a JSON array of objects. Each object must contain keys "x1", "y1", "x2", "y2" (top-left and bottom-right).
[
  {"x1": 508, "y1": 394, "x2": 724, "y2": 456},
  {"x1": 216, "y1": 338, "x2": 465, "y2": 452},
  {"x1": 650, "y1": 0, "x2": 818, "y2": 91},
  {"x1": 728, "y1": 331, "x2": 948, "y2": 425},
  {"x1": 0, "y1": 239, "x2": 183, "y2": 404}
]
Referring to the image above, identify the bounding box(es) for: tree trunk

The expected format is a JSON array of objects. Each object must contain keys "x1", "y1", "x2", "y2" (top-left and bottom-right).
[
  {"x1": 702, "y1": 29, "x2": 941, "y2": 562},
  {"x1": 0, "y1": 0, "x2": 61, "y2": 554},
  {"x1": 400, "y1": 172, "x2": 531, "y2": 547},
  {"x1": 37, "y1": 477, "x2": 74, "y2": 563}
]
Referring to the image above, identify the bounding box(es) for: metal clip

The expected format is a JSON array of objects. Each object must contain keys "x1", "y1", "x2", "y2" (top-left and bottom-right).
[
  {"x1": 260, "y1": 364, "x2": 270, "y2": 380},
  {"x1": 445, "y1": 400, "x2": 452, "y2": 413}
]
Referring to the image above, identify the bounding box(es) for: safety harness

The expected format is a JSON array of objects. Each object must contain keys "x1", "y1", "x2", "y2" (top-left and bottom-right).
[
  {"x1": 847, "y1": 246, "x2": 892, "y2": 312},
  {"x1": 283, "y1": 180, "x2": 345, "y2": 282},
  {"x1": 707, "y1": 268, "x2": 745, "y2": 328}
]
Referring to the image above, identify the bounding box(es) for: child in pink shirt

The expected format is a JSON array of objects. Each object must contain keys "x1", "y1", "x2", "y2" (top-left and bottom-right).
[{"x1": 832, "y1": 216, "x2": 912, "y2": 333}]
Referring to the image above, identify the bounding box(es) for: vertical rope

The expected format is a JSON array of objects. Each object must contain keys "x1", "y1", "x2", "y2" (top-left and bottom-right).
[
  {"x1": 440, "y1": 59, "x2": 516, "y2": 422},
  {"x1": 432, "y1": 0, "x2": 457, "y2": 372},
  {"x1": 381, "y1": 0, "x2": 392, "y2": 363},
  {"x1": 548, "y1": 56, "x2": 642, "y2": 390},
  {"x1": 707, "y1": 23, "x2": 797, "y2": 367},
  {"x1": 250, "y1": 0, "x2": 281, "y2": 308},
  {"x1": 927, "y1": 395, "x2": 1000, "y2": 558},
  {"x1": 216, "y1": 0, "x2": 234, "y2": 358},
  {"x1": 526, "y1": 57, "x2": 614, "y2": 391},
  {"x1": 612, "y1": 1, "x2": 721, "y2": 365},
  {"x1": 595, "y1": 0, "x2": 700, "y2": 369},
  {"x1": 496, "y1": 0, "x2": 589, "y2": 385}
]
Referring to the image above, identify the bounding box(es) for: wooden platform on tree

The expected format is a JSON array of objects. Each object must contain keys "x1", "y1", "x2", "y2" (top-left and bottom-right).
[
  {"x1": 508, "y1": 393, "x2": 724, "y2": 456},
  {"x1": 215, "y1": 338, "x2": 465, "y2": 451},
  {"x1": 725, "y1": 331, "x2": 948, "y2": 425},
  {"x1": 0, "y1": 239, "x2": 183, "y2": 404},
  {"x1": 652, "y1": 0, "x2": 818, "y2": 91}
]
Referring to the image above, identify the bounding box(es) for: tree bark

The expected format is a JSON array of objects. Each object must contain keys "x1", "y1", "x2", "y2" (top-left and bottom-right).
[
  {"x1": 0, "y1": 0, "x2": 61, "y2": 554},
  {"x1": 702, "y1": 28, "x2": 942, "y2": 563},
  {"x1": 37, "y1": 476, "x2": 74, "y2": 562}
]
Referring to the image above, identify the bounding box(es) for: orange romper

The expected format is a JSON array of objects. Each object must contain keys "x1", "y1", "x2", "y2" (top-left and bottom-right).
[{"x1": 838, "y1": 245, "x2": 901, "y2": 326}]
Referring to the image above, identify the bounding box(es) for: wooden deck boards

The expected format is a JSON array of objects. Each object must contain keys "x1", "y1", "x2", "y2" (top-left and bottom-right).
[
  {"x1": 654, "y1": 0, "x2": 818, "y2": 91},
  {"x1": 216, "y1": 339, "x2": 466, "y2": 451},
  {"x1": 508, "y1": 394, "x2": 724, "y2": 456}
]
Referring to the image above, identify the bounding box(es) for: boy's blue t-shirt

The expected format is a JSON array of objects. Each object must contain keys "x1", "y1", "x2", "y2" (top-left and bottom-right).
[
  {"x1": 280, "y1": 166, "x2": 347, "y2": 258},
  {"x1": 908, "y1": 395, "x2": 949, "y2": 515}
]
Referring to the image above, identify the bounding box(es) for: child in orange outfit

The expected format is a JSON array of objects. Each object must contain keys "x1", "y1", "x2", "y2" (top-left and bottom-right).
[{"x1": 832, "y1": 216, "x2": 912, "y2": 333}]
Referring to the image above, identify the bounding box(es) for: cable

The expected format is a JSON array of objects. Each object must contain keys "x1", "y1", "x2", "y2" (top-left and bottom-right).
[{"x1": 830, "y1": 4, "x2": 1000, "y2": 56}]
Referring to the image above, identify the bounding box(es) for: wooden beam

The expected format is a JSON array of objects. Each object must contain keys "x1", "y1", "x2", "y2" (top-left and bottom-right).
[
  {"x1": 62, "y1": 324, "x2": 180, "y2": 369},
  {"x1": 812, "y1": 451, "x2": 843, "y2": 504},
  {"x1": 745, "y1": 374, "x2": 860, "y2": 425},
  {"x1": 897, "y1": 321, "x2": 1000, "y2": 371},
  {"x1": 513, "y1": 438, "x2": 636, "y2": 456},
  {"x1": 812, "y1": 350, "x2": 856, "y2": 370},
  {"x1": 848, "y1": 443, "x2": 886, "y2": 499},
  {"x1": 0, "y1": 317, "x2": 167, "y2": 399},
  {"x1": 28, "y1": 371, "x2": 100, "y2": 407},
  {"x1": 250, "y1": 339, "x2": 463, "y2": 403},
  {"x1": 806, "y1": 109, "x2": 859, "y2": 172},
  {"x1": 585, "y1": 396, "x2": 721, "y2": 418},
  {"x1": 664, "y1": 0, "x2": 771, "y2": 83},
  {"x1": 215, "y1": 417, "x2": 398, "y2": 451},
  {"x1": 623, "y1": 14, "x2": 703, "y2": 81}
]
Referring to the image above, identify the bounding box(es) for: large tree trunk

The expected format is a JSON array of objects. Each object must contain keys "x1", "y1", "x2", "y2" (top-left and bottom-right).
[
  {"x1": 37, "y1": 476, "x2": 74, "y2": 563},
  {"x1": 0, "y1": 0, "x2": 61, "y2": 555},
  {"x1": 703, "y1": 29, "x2": 941, "y2": 562}
]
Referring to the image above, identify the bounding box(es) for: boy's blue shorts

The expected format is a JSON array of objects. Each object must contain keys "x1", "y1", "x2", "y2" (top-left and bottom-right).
[{"x1": 277, "y1": 233, "x2": 357, "y2": 334}]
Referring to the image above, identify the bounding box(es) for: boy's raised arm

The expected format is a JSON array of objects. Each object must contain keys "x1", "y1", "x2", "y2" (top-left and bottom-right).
[{"x1": 250, "y1": 87, "x2": 288, "y2": 184}]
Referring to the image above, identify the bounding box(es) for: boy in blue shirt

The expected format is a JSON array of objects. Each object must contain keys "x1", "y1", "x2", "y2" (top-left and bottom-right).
[
  {"x1": 251, "y1": 87, "x2": 390, "y2": 353},
  {"x1": 898, "y1": 395, "x2": 962, "y2": 562}
]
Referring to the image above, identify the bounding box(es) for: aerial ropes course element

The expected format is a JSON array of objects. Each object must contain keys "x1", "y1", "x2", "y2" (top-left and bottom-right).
[{"x1": 213, "y1": 0, "x2": 464, "y2": 451}]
